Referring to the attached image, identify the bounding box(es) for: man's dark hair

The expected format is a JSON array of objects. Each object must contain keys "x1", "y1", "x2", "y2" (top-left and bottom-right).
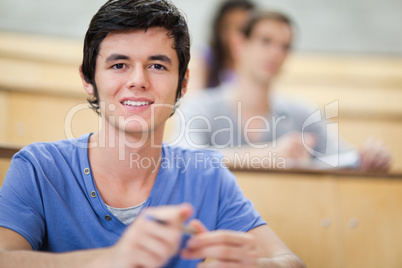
[
  {"x1": 242, "y1": 10, "x2": 293, "y2": 39},
  {"x1": 208, "y1": 0, "x2": 255, "y2": 88},
  {"x1": 81, "y1": 0, "x2": 191, "y2": 114}
]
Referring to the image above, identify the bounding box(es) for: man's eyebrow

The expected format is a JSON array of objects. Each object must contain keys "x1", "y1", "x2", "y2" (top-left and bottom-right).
[
  {"x1": 104, "y1": 54, "x2": 130, "y2": 63},
  {"x1": 148, "y1": 55, "x2": 172, "y2": 65}
]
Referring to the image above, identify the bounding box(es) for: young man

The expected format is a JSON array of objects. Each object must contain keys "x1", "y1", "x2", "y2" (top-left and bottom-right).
[
  {"x1": 173, "y1": 11, "x2": 391, "y2": 171},
  {"x1": 0, "y1": 0, "x2": 305, "y2": 267}
]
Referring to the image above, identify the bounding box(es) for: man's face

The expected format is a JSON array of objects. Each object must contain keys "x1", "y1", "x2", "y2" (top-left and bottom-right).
[
  {"x1": 87, "y1": 27, "x2": 184, "y2": 135},
  {"x1": 241, "y1": 19, "x2": 292, "y2": 84}
]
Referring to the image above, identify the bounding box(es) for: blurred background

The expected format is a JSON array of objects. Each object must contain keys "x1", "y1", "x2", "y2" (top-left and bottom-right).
[
  {"x1": 1, "y1": 0, "x2": 402, "y2": 55},
  {"x1": 0, "y1": 1, "x2": 401, "y2": 267}
]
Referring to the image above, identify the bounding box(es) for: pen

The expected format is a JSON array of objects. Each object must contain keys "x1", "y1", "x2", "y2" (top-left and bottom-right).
[{"x1": 145, "y1": 215, "x2": 197, "y2": 236}]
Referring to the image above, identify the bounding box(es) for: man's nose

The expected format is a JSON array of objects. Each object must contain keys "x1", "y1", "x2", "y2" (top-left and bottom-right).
[{"x1": 126, "y1": 64, "x2": 150, "y2": 90}]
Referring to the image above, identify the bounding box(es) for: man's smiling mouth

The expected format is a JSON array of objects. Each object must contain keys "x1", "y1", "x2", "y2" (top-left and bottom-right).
[{"x1": 122, "y1": 100, "x2": 152, "y2": 107}]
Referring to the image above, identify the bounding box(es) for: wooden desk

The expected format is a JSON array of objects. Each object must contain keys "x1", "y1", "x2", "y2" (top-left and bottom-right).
[
  {"x1": 0, "y1": 143, "x2": 20, "y2": 159},
  {"x1": 232, "y1": 168, "x2": 402, "y2": 268},
  {"x1": 0, "y1": 159, "x2": 11, "y2": 185},
  {"x1": 0, "y1": 144, "x2": 20, "y2": 185}
]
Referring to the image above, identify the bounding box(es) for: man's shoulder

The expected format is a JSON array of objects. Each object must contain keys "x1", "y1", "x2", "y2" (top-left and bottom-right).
[
  {"x1": 16, "y1": 134, "x2": 90, "y2": 162},
  {"x1": 273, "y1": 94, "x2": 318, "y2": 117},
  {"x1": 162, "y1": 143, "x2": 227, "y2": 172},
  {"x1": 162, "y1": 143, "x2": 223, "y2": 160}
]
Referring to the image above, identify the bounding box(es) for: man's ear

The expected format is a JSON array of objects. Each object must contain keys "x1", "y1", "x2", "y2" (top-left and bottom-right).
[
  {"x1": 180, "y1": 69, "x2": 190, "y2": 97},
  {"x1": 79, "y1": 65, "x2": 94, "y2": 95}
]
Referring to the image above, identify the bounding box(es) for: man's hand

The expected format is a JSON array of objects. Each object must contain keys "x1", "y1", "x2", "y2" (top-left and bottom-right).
[
  {"x1": 107, "y1": 203, "x2": 193, "y2": 268},
  {"x1": 359, "y1": 137, "x2": 392, "y2": 172},
  {"x1": 182, "y1": 220, "x2": 259, "y2": 267}
]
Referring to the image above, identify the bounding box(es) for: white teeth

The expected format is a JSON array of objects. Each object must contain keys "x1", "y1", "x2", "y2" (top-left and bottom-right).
[{"x1": 122, "y1": 100, "x2": 150, "y2": 107}]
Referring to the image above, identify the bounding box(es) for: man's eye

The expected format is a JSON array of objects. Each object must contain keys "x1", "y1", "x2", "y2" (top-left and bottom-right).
[
  {"x1": 150, "y1": 64, "x2": 166, "y2": 70},
  {"x1": 113, "y1": 63, "x2": 126, "y2": 69}
]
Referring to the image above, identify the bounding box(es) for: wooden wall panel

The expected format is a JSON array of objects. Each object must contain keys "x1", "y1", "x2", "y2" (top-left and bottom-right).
[
  {"x1": 235, "y1": 172, "x2": 343, "y2": 268},
  {"x1": 337, "y1": 177, "x2": 402, "y2": 268},
  {"x1": 233, "y1": 171, "x2": 402, "y2": 268},
  {"x1": 7, "y1": 92, "x2": 98, "y2": 144}
]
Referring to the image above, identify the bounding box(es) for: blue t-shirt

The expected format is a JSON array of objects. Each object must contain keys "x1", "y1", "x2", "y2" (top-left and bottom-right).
[{"x1": 0, "y1": 133, "x2": 265, "y2": 267}]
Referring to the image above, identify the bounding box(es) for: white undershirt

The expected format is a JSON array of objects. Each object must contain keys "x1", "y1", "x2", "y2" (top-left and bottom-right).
[{"x1": 105, "y1": 201, "x2": 146, "y2": 225}]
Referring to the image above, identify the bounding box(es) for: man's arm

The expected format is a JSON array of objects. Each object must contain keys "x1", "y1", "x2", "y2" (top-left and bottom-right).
[
  {"x1": 220, "y1": 131, "x2": 317, "y2": 170},
  {"x1": 250, "y1": 225, "x2": 306, "y2": 268},
  {"x1": 182, "y1": 221, "x2": 305, "y2": 268},
  {"x1": 359, "y1": 137, "x2": 392, "y2": 172},
  {"x1": 0, "y1": 227, "x2": 110, "y2": 268},
  {"x1": 0, "y1": 204, "x2": 193, "y2": 268},
  {"x1": 0, "y1": 227, "x2": 32, "y2": 251}
]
